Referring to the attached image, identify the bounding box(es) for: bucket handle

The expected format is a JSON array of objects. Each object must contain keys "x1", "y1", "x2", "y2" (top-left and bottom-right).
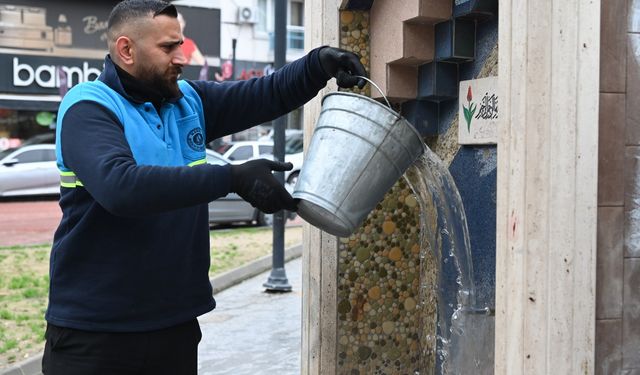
[{"x1": 355, "y1": 75, "x2": 393, "y2": 110}]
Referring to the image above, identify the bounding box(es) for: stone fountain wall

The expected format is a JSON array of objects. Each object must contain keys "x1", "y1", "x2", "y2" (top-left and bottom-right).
[{"x1": 334, "y1": 7, "x2": 499, "y2": 374}]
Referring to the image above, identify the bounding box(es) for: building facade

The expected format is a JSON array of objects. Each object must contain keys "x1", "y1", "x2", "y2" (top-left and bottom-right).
[
  {"x1": 0, "y1": 0, "x2": 305, "y2": 150},
  {"x1": 173, "y1": 0, "x2": 307, "y2": 140}
]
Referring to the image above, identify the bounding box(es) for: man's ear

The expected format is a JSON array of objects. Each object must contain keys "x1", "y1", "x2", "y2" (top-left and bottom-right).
[{"x1": 114, "y1": 36, "x2": 134, "y2": 66}]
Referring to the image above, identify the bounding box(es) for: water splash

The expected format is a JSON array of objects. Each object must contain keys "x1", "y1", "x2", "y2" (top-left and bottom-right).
[{"x1": 404, "y1": 145, "x2": 493, "y2": 374}]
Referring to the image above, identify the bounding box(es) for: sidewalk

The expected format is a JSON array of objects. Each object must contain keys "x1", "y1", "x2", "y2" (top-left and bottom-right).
[
  {"x1": 198, "y1": 256, "x2": 302, "y2": 375},
  {"x1": 0, "y1": 246, "x2": 303, "y2": 375}
]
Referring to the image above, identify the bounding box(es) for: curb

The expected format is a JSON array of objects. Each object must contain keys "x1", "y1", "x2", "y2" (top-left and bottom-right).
[
  {"x1": 0, "y1": 353, "x2": 42, "y2": 375},
  {"x1": 0, "y1": 244, "x2": 303, "y2": 375},
  {"x1": 210, "y1": 243, "x2": 302, "y2": 294}
]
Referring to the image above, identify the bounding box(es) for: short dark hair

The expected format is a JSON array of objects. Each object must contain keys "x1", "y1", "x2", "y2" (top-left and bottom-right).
[{"x1": 108, "y1": 0, "x2": 177, "y2": 35}]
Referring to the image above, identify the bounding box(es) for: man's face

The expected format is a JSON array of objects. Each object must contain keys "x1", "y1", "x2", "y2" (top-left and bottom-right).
[{"x1": 131, "y1": 14, "x2": 186, "y2": 98}]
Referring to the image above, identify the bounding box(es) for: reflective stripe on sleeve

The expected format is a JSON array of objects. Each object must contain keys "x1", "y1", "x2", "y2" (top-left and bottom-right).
[
  {"x1": 60, "y1": 158, "x2": 206, "y2": 188},
  {"x1": 188, "y1": 159, "x2": 206, "y2": 167},
  {"x1": 59, "y1": 171, "x2": 83, "y2": 188}
]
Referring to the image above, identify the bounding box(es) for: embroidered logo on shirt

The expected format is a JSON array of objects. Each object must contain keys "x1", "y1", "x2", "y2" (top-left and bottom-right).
[{"x1": 187, "y1": 127, "x2": 205, "y2": 151}]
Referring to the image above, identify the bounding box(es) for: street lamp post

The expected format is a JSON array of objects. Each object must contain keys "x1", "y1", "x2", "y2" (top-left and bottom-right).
[
  {"x1": 263, "y1": 0, "x2": 291, "y2": 292},
  {"x1": 231, "y1": 38, "x2": 237, "y2": 80}
]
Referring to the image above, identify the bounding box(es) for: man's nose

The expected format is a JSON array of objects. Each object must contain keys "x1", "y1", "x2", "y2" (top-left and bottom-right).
[{"x1": 173, "y1": 48, "x2": 187, "y2": 66}]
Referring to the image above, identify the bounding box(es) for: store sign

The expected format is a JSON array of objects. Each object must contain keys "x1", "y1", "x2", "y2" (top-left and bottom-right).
[
  {"x1": 12, "y1": 56, "x2": 100, "y2": 88},
  {"x1": 0, "y1": 54, "x2": 103, "y2": 94},
  {"x1": 0, "y1": 2, "x2": 223, "y2": 96},
  {"x1": 0, "y1": 1, "x2": 220, "y2": 61},
  {"x1": 0, "y1": 0, "x2": 120, "y2": 53},
  {"x1": 458, "y1": 76, "x2": 499, "y2": 145}
]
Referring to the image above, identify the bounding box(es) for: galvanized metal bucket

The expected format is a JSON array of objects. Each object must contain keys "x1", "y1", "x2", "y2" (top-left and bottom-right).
[{"x1": 293, "y1": 80, "x2": 424, "y2": 237}]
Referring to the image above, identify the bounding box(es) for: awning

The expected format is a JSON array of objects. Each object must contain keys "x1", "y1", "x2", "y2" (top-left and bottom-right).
[{"x1": 0, "y1": 94, "x2": 60, "y2": 111}]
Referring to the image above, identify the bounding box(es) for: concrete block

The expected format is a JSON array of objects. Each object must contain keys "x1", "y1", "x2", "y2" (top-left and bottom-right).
[
  {"x1": 596, "y1": 319, "x2": 623, "y2": 375},
  {"x1": 598, "y1": 93, "x2": 625, "y2": 205},
  {"x1": 600, "y1": 0, "x2": 627, "y2": 92},
  {"x1": 382, "y1": 64, "x2": 418, "y2": 101}
]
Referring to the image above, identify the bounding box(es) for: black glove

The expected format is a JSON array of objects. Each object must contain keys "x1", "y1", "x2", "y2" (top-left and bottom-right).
[
  {"x1": 318, "y1": 46, "x2": 367, "y2": 89},
  {"x1": 230, "y1": 159, "x2": 298, "y2": 213}
]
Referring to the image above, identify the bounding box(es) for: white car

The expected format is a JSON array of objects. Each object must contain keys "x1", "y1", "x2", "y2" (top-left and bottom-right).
[
  {"x1": 258, "y1": 128, "x2": 303, "y2": 142},
  {"x1": 0, "y1": 144, "x2": 59, "y2": 197},
  {"x1": 283, "y1": 132, "x2": 303, "y2": 185},
  {"x1": 284, "y1": 151, "x2": 303, "y2": 186},
  {"x1": 251, "y1": 132, "x2": 304, "y2": 185},
  {"x1": 216, "y1": 141, "x2": 274, "y2": 164}
]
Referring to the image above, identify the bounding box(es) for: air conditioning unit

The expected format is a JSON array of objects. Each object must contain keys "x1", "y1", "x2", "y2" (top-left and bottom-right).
[{"x1": 237, "y1": 6, "x2": 256, "y2": 24}]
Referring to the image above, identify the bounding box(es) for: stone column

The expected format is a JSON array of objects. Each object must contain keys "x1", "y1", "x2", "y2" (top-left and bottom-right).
[
  {"x1": 301, "y1": 0, "x2": 340, "y2": 373},
  {"x1": 495, "y1": 0, "x2": 600, "y2": 373}
]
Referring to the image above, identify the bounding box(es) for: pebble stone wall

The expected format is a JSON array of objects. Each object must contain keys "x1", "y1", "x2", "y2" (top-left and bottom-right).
[{"x1": 336, "y1": 10, "x2": 439, "y2": 375}]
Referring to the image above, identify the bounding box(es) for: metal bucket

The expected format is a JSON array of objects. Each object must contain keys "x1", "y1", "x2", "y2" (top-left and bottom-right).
[{"x1": 293, "y1": 85, "x2": 424, "y2": 237}]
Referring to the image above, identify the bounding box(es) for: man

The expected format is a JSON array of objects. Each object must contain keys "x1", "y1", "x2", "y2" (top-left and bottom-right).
[{"x1": 42, "y1": 1, "x2": 366, "y2": 374}]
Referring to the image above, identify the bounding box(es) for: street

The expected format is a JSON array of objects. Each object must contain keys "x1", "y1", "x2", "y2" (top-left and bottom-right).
[
  {"x1": 0, "y1": 199, "x2": 61, "y2": 247},
  {"x1": 0, "y1": 200, "x2": 302, "y2": 248}
]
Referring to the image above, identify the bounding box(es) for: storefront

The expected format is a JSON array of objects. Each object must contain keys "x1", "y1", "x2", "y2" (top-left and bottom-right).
[{"x1": 0, "y1": 0, "x2": 221, "y2": 149}]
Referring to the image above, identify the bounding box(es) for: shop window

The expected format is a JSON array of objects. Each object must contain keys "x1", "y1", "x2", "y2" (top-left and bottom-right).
[
  {"x1": 256, "y1": 0, "x2": 268, "y2": 33},
  {"x1": 289, "y1": 0, "x2": 304, "y2": 26}
]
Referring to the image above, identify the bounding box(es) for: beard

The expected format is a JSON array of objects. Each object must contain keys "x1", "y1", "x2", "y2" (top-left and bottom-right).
[{"x1": 137, "y1": 64, "x2": 182, "y2": 99}]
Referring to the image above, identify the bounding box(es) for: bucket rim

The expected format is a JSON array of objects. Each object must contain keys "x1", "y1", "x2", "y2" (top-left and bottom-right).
[
  {"x1": 322, "y1": 91, "x2": 401, "y2": 117},
  {"x1": 321, "y1": 91, "x2": 424, "y2": 143}
]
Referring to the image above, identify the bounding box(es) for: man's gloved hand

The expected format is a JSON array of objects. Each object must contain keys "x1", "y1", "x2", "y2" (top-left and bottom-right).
[
  {"x1": 230, "y1": 159, "x2": 298, "y2": 213},
  {"x1": 318, "y1": 46, "x2": 367, "y2": 89}
]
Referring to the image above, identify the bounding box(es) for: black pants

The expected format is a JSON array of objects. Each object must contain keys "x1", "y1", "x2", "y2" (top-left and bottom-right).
[{"x1": 42, "y1": 319, "x2": 201, "y2": 375}]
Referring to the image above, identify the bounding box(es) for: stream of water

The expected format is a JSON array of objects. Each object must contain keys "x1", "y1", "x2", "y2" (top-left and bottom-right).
[{"x1": 404, "y1": 145, "x2": 494, "y2": 374}]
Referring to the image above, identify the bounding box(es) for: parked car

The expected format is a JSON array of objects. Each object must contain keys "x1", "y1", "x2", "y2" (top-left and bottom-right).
[
  {"x1": 21, "y1": 132, "x2": 55, "y2": 146},
  {"x1": 283, "y1": 132, "x2": 303, "y2": 185},
  {"x1": 253, "y1": 132, "x2": 304, "y2": 186},
  {"x1": 0, "y1": 144, "x2": 59, "y2": 197},
  {"x1": 206, "y1": 149, "x2": 273, "y2": 226},
  {"x1": 258, "y1": 128, "x2": 303, "y2": 142},
  {"x1": 215, "y1": 141, "x2": 274, "y2": 164}
]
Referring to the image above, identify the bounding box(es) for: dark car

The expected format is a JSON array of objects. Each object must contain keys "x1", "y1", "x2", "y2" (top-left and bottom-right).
[{"x1": 206, "y1": 150, "x2": 273, "y2": 226}]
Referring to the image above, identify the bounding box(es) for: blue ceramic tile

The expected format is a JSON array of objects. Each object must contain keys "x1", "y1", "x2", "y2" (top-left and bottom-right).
[
  {"x1": 418, "y1": 62, "x2": 459, "y2": 101},
  {"x1": 400, "y1": 100, "x2": 439, "y2": 136},
  {"x1": 435, "y1": 21, "x2": 454, "y2": 61},
  {"x1": 435, "y1": 19, "x2": 476, "y2": 62},
  {"x1": 449, "y1": 146, "x2": 497, "y2": 308}
]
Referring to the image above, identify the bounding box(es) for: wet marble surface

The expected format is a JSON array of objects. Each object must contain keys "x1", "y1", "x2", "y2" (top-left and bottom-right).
[{"x1": 198, "y1": 258, "x2": 302, "y2": 375}]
